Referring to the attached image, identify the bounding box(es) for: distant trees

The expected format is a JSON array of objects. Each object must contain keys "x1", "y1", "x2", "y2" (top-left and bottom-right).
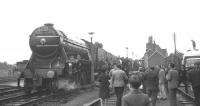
[
  {"x1": 164, "y1": 53, "x2": 183, "y2": 70},
  {"x1": 94, "y1": 42, "x2": 103, "y2": 48},
  {"x1": 0, "y1": 62, "x2": 13, "y2": 71}
]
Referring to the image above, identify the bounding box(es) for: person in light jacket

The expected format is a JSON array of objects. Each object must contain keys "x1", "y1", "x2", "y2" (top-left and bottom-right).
[{"x1": 111, "y1": 63, "x2": 128, "y2": 106}]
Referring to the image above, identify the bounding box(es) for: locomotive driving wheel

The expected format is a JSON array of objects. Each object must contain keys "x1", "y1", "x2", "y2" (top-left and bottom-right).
[{"x1": 49, "y1": 72, "x2": 59, "y2": 93}]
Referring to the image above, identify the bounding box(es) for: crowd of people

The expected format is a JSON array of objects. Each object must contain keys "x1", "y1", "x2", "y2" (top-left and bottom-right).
[{"x1": 97, "y1": 62, "x2": 200, "y2": 106}]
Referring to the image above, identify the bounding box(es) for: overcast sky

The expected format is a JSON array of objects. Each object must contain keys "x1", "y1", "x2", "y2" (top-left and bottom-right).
[{"x1": 0, "y1": 0, "x2": 200, "y2": 64}]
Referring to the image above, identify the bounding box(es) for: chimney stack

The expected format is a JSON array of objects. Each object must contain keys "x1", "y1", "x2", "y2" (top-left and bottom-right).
[{"x1": 44, "y1": 23, "x2": 54, "y2": 27}]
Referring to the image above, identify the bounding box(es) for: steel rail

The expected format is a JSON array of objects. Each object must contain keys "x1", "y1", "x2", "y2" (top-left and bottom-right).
[
  {"x1": 177, "y1": 87, "x2": 195, "y2": 105},
  {"x1": 0, "y1": 88, "x2": 24, "y2": 96}
]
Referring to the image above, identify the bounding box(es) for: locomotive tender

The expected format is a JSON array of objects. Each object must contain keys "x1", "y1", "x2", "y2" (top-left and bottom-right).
[{"x1": 23, "y1": 23, "x2": 92, "y2": 93}]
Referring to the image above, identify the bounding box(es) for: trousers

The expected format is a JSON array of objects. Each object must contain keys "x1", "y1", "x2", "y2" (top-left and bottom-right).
[
  {"x1": 146, "y1": 88, "x2": 158, "y2": 106},
  {"x1": 158, "y1": 84, "x2": 167, "y2": 99},
  {"x1": 193, "y1": 85, "x2": 200, "y2": 106},
  {"x1": 114, "y1": 87, "x2": 124, "y2": 106},
  {"x1": 168, "y1": 88, "x2": 177, "y2": 106}
]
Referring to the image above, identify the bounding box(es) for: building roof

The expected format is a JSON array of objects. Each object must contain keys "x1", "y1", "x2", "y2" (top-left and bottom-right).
[
  {"x1": 148, "y1": 50, "x2": 167, "y2": 59},
  {"x1": 145, "y1": 49, "x2": 154, "y2": 57}
]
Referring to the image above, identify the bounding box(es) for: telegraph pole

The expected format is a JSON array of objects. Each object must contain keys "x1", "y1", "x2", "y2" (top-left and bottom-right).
[
  {"x1": 173, "y1": 32, "x2": 177, "y2": 64},
  {"x1": 88, "y1": 32, "x2": 94, "y2": 43},
  {"x1": 88, "y1": 32, "x2": 94, "y2": 83},
  {"x1": 174, "y1": 32, "x2": 177, "y2": 55},
  {"x1": 132, "y1": 52, "x2": 134, "y2": 69},
  {"x1": 132, "y1": 52, "x2": 134, "y2": 59}
]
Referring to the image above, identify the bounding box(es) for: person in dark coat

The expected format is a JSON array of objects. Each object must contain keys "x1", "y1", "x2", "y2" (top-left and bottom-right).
[
  {"x1": 98, "y1": 66, "x2": 110, "y2": 102},
  {"x1": 143, "y1": 67, "x2": 159, "y2": 106},
  {"x1": 166, "y1": 63, "x2": 179, "y2": 106},
  {"x1": 178, "y1": 65, "x2": 188, "y2": 93},
  {"x1": 187, "y1": 62, "x2": 200, "y2": 106}
]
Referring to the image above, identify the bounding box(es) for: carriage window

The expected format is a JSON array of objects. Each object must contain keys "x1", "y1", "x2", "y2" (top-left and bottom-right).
[{"x1": 185, "y1": 58, "x2": 200, "y2": 67}]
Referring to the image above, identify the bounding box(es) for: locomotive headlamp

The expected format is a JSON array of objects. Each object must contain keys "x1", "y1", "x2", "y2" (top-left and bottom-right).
[
  {"x1": 40, "y1": 38, "x2": 46, "y2": 45},
  {"x1": 47, "y1": 70, "x2": 55, "y2": 78}
]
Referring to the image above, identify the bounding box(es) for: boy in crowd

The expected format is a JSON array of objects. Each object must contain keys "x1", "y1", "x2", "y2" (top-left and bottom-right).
[{"x1": 122, "y1": 74, "x2": 149, "y2": 106}]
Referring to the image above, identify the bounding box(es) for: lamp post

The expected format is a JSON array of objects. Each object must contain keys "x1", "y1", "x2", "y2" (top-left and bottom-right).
[
  {"x1": 88, "y1": 32, "x2": 95, "y2": 83},
  {"x1": 88, "y1": 32, "x2": 94, "y2": 44},
  {"x1": 125, "y1": 47, "x2": 128, "y2": 58},
  {"x1": 132, "y1": 52, "x2": 134, "y2": 59},
  {"x1": 132, "y1": 52, "x2": 134, "y2": 69}
]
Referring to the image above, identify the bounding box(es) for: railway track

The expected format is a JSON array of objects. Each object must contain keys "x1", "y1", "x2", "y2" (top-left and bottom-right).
[
  {"x1": 0, "y1": 86, "x2": 24, "y2": 96},
  {"x1": 0, "y1": 86, "x2": 17, "y2": 91},
  {"x1": 102, "y1": 85, "x2": 195, "y2": 106},
  {"x1": 177, "y1": 85, "x2": 195, "y2": 106},
  {"x1": 0, "y1": 89, "x2": 27, "y2": 104},
  {"x1": 0, "y1": 77, "x2": 17, "y2": 83},
  {"x1": 0, "y1": 90, "x2": 52, "y2": 106},
  {"x1": 0, "y1": 86, "x2": 92, "y2": 106}
]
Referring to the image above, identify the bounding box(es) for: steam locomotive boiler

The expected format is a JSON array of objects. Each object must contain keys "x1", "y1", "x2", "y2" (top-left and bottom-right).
[{"x1": 23, "y1": 23, "x2": 91, "y2": 93}]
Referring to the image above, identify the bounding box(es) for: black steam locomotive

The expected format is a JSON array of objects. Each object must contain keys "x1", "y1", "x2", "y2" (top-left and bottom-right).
[
  {"x1": 22, "y1": 23, "x2": 92, "y2": 93},
  {"x1": 18, "y1": 23, "x2": 122, "y2": 94}
]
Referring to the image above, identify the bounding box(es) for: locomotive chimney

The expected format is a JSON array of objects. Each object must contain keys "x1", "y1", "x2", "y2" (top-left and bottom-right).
[{"x1": 44, "y1": 23, "x2": 54, "y2": 27}]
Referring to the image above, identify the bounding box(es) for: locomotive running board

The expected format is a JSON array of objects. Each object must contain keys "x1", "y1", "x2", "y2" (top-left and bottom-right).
[
  {"x1": 35, "y1": 36, "x2": 60, "y2": 38},
  {"x1": 36, "y1": 45, "x2": 59, "y2": 47}
]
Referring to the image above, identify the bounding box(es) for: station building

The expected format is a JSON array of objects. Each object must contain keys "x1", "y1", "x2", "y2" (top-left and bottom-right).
[{"x1": 144, "y1": 36, "x2": 168, "y2": 68}]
